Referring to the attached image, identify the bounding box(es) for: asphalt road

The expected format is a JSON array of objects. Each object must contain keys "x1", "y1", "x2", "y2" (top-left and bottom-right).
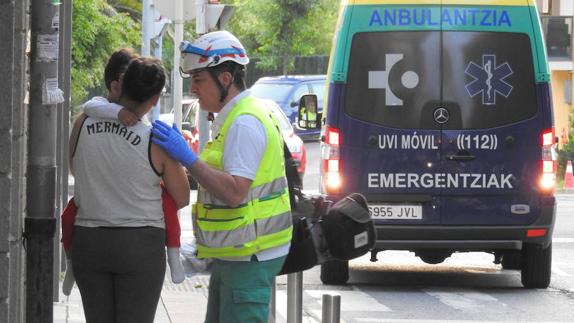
[{"x1": 290, "y1": 140, "x2": 574, "y2": 323}]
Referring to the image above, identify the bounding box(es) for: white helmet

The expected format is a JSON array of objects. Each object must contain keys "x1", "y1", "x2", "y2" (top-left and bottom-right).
[{"x1": 180, "y1": 30, "x2": 249, "y2": 75}]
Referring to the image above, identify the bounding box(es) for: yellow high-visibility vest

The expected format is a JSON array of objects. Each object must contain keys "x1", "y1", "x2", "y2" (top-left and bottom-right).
[{"x1": 192, "y1": 96, "x2": 293, "y2": 258}]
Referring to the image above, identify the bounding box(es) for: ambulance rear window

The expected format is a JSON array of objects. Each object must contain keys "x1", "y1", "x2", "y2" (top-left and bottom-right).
[{"x1": 345, "y1": 31, "x2": 537, "y2": 129}]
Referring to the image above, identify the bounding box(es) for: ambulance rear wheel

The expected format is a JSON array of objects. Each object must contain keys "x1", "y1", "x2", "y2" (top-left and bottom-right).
[
  {"x1": 320, "y1": 260, "x2": 349, "y2": 285},
  {"x1": 521, "y1": 243, "x2": 551, "y2": 289}
]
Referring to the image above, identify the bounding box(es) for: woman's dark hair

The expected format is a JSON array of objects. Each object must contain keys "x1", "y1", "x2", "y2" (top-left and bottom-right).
[
  {"x1": 104, "y1": 48, "x2": 139, "y2": 91},
  {"x1": 121, "y1": 57, "x2": 166, "y2": 103},
  {"x1": 211, "y1": 61, "x2": 247, "y2": 91}
]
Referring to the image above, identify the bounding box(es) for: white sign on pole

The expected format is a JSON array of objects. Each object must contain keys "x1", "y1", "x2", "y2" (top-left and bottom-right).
[
  {"x1": 152, "y1": 11, "x2": 171, "y2": 39},
  {"x1": 153, "y1": 0, "x2": 197, "y2": 20}
]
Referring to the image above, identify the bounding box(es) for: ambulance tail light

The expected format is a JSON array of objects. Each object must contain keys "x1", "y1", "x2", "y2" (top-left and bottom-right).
[
  {"x1": 321, "y1": 126, "x2": 341, "y2": 194},
  {"x1": 526, "y1": 228, "x2": 547, "y2": 238},
  {"x1": 539, "y1": 128, "x2": 556, "y2": 193}
]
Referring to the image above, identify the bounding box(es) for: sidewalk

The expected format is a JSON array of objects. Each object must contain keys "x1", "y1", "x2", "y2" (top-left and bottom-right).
[
  {"x1": 53, "y1": 195, "x2": 212, "y2": 323},
  {"x1": 53, "y1": 273, "x2": 210, "y2": 323}
]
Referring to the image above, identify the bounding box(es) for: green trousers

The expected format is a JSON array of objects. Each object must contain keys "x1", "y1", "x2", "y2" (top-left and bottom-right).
[{"x1": 205, "y1": 256, "x2": 286, "y2": 323}]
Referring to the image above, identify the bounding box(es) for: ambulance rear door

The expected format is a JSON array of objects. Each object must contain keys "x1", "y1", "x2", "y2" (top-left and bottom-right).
[
  {"x1": 438, "y1": 7, "x2": 544, "y2": 226},
  {"x1": 342, "y1": 29, "x2": 443, "y2": 225}
]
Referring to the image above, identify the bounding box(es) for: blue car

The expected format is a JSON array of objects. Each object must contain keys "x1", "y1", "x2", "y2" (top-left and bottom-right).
[{"x1": 250, "y1": 75, "x2": 325, "y2": 140}]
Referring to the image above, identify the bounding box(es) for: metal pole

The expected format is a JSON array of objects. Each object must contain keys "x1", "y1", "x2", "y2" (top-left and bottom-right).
[
  {"x1": 61, "y1": 0, "x2": 71, "y2": 208},
  {"x1": 195, "y1": 0, "x2": 209, "y2": 152},
  {"x1": 332, "y1": 295, "x2": 341, "y2": 323},
  {"x1": 322, "y1": 294, "x2": 332, "y2": 323},
  {"x1": 173, "y1": 0, "x2": 183, "y2": 129},
  {"x1": 321, "y1": 294, "x2": 341, "y2": 323},
  {"x1": 287, "y1": 272, "x2": 303, "y2": 323},
  {"x1": 54, "y1": 0, "x2": 72, "y2": 301},
  {"x1": 268, "y1": 278, "x2": 276, "y2": 323},
  {"x1": 26, "y1": 0, "x2": 61, "y2": 321},
  {"x1": 9, "y1": 0, "x2": 29, "y2": 320},
  {"x1": 142, "y1": 0, "x2": 152, "y2": 56},
  {"x1": 195, "y1": 0, "x2": 207, "y2": 35},
  {"x1": 151, "y1": 34, "x2": 163, "y2": 122},
  {"x1": 54, "y1": 1, "x2": 63, "y2": 301}
]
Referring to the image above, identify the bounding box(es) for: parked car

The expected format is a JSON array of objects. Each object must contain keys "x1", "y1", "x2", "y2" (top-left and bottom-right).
[
  {"x1": 262, "y1": 99, "x2": 307, "y2": 179},
  {"x1": 250, "y1": 75, "x2": 326, "y2": 140}
]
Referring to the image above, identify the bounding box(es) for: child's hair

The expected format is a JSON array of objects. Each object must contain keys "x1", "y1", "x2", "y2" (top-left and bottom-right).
[
  {"x1": 121, "y1": 57, "x2": 166, "y2": 103},
  {"x1": 104, "y1": 48, "x2": 139, "y2": 91}
]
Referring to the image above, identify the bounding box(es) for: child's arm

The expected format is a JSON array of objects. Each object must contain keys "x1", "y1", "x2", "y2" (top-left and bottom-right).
[
  {"x1": 61, "y1": 197, "x2": 77, "y2": 253},
  {"x1": 161, "y1": 185, "x2": 181, "y2": 248},
  {"x1": 82, "y1": 96, "x2": 138, "y2": 126}
]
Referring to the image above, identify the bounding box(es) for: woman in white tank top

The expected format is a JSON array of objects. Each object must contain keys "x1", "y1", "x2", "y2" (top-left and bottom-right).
[{"x1": 69, "y1": 57, "x2": 190, "y2": 323}]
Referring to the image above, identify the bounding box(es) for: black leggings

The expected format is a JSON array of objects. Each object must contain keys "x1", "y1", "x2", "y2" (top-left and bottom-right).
[{"x1": 71, "y1": 226, "x2": 166, "y2": 323}]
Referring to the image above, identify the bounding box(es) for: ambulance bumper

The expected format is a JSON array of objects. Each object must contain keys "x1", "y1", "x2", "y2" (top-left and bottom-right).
[
  {"x1": 374, "y1": 224, "x2": 554, "y2": 251},
  {"x1": 370, "y1": 196, "x2": 555, "y2": 251}
]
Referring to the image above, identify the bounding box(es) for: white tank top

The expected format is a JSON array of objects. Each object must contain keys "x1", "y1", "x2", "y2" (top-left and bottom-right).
[{"x1": 72, "y1": 117, "x2": 164, "y2": 228}]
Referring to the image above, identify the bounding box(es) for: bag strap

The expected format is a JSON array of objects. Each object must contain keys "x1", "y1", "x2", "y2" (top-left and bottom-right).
[{"x1": 283, "y1": 142, "x2": 303, "y2": 208}]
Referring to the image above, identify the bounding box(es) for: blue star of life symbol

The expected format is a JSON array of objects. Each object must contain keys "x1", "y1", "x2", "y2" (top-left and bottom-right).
[{"x1": 465, "y1": 55, "x2": 513, "y2": 105}]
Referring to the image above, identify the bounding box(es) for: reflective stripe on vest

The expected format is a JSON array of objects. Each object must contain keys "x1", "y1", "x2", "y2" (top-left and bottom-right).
[
  {"x1": 194, "y1": 209, "x2": 292, "y2": 249},
  {"x1": 193, "y1": 96, "x2": 292, "y2": 258},
  {"x1": 198, "y1": 176, "x2": 288, "y2": 206}
]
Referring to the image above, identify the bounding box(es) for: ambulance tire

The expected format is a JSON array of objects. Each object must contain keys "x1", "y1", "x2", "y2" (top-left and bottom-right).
[
  {"x1": 320, "y1": 260, "x2": 349, "y2": 285},
  {"x1": 521, "y1": 243, "x2": 551, "y2": 289},
  {"x1": 501, "y1": 251, "x2": 521, "y2": 270}
]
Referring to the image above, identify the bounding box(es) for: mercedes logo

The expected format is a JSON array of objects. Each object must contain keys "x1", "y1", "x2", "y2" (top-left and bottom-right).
[{"x1": 433, "y1": 107, "x2": 449, "y2": 124}]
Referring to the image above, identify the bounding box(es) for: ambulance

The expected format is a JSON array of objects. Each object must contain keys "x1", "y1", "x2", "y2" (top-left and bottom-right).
[{"x1": 299, "y1": 0, "x2": 556, "y2": 288}]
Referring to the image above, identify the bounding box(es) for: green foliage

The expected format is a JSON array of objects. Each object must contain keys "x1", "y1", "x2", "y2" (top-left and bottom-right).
[
  {"x1": 71, "y1": 0, "x2": 339, "y2": 112},
  {"x1": 161, "y1": 35, "x2": 174, "y2": 75},
  {"x1": 557, "y1": 116, "x2": 574, "y2": 182},
  {"x1": 227, "y1": 0, "x2": 339, "y2": 74},
  {"x1": 108, "y1": 0, "x2": 142, "y2": 12},
  {"x1": 71, "y1": 0, "x2": 140, "y2": 114},
  {"x1": 107, "y1": 0, "x2": 142, "y2": 21}
]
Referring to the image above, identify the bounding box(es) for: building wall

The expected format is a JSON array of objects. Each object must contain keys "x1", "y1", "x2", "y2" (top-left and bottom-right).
[
  {"x1": 561, "y1": 1, "x2": 574, "y2": 16},
  {"x1": 0, "y1": 1, "x2": 16, "y2": 320},
  {"x1": 10, "y1": 0, "x2": 28, "y2": 321},
  {"x1": 555, "y1": 0, "x2": 574, "y2": 16},
  {"x1": 551, "y1": 70, "x2": 573, "y2": 147},
  {"x1": 546, "y1": 0, "x2": 574, "y2": 147},
  {"x1": 0, "y1": 0, "x2": 28, "y2": 322}
]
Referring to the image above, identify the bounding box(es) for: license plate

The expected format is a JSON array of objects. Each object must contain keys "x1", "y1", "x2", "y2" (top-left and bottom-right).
[{"x1": 368, "y1": 204, "x2": 422, "y2": 220}]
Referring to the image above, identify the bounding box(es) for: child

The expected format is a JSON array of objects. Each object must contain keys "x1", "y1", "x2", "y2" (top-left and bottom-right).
[{"x1": 62, "y1": 100, "x2": 186, "y2": 296}]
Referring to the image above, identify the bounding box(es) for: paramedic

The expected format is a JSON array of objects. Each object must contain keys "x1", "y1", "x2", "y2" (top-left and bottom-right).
[{"x1": 151, "y1": 30, "x2": 292, "y2": 323}]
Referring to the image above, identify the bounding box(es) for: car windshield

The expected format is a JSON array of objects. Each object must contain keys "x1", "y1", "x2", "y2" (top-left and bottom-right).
[{"x1": 250, "y1": 83, "x2": 292, "y2": 102}]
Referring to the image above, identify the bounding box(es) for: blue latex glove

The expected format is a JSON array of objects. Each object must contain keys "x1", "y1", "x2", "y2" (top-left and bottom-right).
[{"x1": 151, "y1": 120, "x2": 198, "y2": 167}]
